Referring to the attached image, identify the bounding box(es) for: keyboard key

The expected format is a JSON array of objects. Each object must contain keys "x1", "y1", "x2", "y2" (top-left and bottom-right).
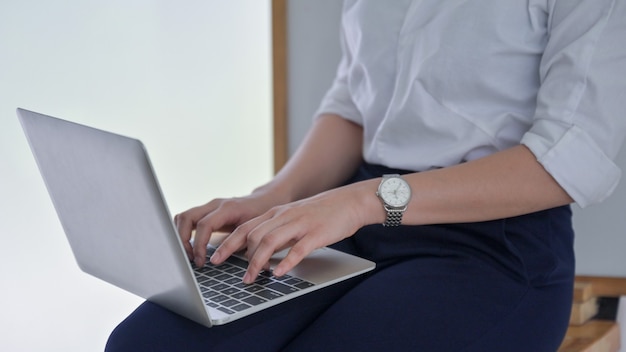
[
  {"x1": 211, "y1": 283, "x2": 230, "y2": 291},
  {"x1": 220, "y1": 287, "x2": 241, "y2": 296},
  {"x1": 232, "y1": 282, "x2": 248, "y2": 289},
  {"x1": 274, "y1": 274, "x2": 293, "y2": 281},
  {"x1": 196, "y1": 267, "x2": 218, "y2": 276},
  {"x1": 256, "y1": 289, "x2": 283, "y2": 300},
  {"x1": 219, "y1": 263, "x2": 236, "y2": 271},
  {"x1": 212, "y1": 295, "x2": 230, "y2": 303},
  {"x1": 266, "y1": 282, "x2": 299, "y2": 295},
  {"x1": 294, "y1": 281, "x2": 315, "y2": 289},
  {"x1": 221, "y1": 299, "x2": 240, "y2": 307},
  {"x1": 198, "y1": 278, "x2": 219, "y2": 287},
  {"x1": 243, "y1": 285, "x2": 265, "y2": 293},
  {"x1": 255, "y1": 278, "x2": 273, "y2": 286},
  {"x1": 227, "y1": 256, "x2": 248, "y2": 268},
  {"x1": 217, "y1": 307, "x2": 235, "y2": 314},
  {"x1": 202, "y1": 290, "x2": 220, "y2": 299},
  {"x1": 215, "y1": 273, "x2": 233, "y2": 281},
  {"x1": 232, "y1": 292, "x2": 250, "y2": 300},
  {"x1": 224, "y1": 266, "x2": 244, "y2": 275},
  {"x1": 242, "y1": 296, "x2": 267, "y2": 306},
  {"x1": 283, "y1": 278, "x2": 303, "y2": 285},
  {"x1": 259, "y1": 270, "x2": 273, "y2": 278},
  {"x1": 224, "y1": 277, "x2": 242, "y2": 285},
  {"x1": 231, "y1": 303, "x2": 251, "y2": 312}
]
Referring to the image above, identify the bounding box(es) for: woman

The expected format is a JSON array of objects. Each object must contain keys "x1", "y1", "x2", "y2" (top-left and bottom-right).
[{"x1": 107, "y1": 1, "x2": 626, "y2": 351}]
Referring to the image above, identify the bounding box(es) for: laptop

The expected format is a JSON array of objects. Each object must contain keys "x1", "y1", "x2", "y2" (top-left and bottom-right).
[{"x1": 17, "y1": 108, "x2": 375, "y2": 327}]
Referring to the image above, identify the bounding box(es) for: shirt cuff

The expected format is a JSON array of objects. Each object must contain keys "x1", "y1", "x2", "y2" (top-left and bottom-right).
[{"x1": 522, "y1": 122, "x2": 622, "y2": 208}]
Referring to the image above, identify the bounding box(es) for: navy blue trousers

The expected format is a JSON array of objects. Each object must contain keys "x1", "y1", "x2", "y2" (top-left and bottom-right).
[{"x1": 106, "y1": 164, "x2": 575, "y2": 351}]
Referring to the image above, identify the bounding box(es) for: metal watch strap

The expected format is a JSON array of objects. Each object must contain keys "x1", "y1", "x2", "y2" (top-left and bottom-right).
[{"x1": 383, "y1": 206, "x2": 406, "y2": 227}]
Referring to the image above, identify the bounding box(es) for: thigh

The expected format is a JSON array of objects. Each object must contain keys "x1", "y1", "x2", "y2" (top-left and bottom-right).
[
  {"x1": 463, "y1": 281, "x2": 572, "y2": 352},
  {"x1": 283, "y1": 255, "x2": 571, "y2": 352},
  {"x1": 105, "y1": 276, "x2": 364, "y2": 352}
]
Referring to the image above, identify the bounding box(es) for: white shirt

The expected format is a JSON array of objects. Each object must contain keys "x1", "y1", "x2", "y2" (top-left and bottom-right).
[{"x1": 316, "y1": 0, "x2": 626, "y2": 208}]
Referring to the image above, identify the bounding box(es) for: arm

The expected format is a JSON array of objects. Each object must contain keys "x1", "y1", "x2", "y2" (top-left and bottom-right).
[
  {"x1": 258, "y1": 113, "x2": 363, "y2": 204},
  {"x1": 351, "y1": 144, "x2": 574, "y2": 228},
  {"x1": 212, "y1": 143, "x2": 574, "y2": 283}
]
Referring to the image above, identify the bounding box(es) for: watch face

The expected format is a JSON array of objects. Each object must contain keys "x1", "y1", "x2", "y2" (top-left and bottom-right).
[{"x1": 379, "y1": 177, "x2": 411, "y2": 207}]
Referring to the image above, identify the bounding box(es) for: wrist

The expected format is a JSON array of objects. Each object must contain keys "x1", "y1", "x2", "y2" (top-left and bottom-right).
[
  {"x1": 345, "y1": 179, "x2": 388, "y2": 228},
  {"x1": 250, "y1": 180, "x2": 294, "y2": 206}
]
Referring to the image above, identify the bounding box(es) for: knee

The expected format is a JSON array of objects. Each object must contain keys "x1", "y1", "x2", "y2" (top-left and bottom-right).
[{"x1": 105, "y1": 318, "x2": 140, "y2": 352}]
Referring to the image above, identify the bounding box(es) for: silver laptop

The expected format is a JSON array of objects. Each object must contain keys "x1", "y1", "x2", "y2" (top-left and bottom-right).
[{"x1": 18, "y1": 108, "x2": 375, "y2": 327}]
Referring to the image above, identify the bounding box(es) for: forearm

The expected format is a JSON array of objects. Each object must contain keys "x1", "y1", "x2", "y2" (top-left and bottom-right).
[
  {"x1": 255, "y1": 113, "x2": 364, "y2": 203},
  {"x1": 354, "y1": 145, "x2": 574, "y2": 227}
]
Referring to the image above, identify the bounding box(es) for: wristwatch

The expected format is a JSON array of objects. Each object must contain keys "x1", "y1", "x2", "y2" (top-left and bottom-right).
[{"x1": 376, "y1": 174, "x2": 412, "y2": 227}]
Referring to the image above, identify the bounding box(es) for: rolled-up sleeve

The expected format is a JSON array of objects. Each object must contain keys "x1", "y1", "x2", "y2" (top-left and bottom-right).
[{"x1": 521, "y1": 0, "x2": 626, "y2": 207}]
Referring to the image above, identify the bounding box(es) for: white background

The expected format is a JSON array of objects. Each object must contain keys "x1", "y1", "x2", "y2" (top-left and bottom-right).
[{"x1": 0, "y1": 1, "x2": 272, "y2": 351}]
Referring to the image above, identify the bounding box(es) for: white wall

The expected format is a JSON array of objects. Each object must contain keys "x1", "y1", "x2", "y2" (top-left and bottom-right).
[
  {"x1": 0, "y1": 1, "x2": 272, "y2": 351},
  {"x1": 572, "y1": 147, "x2": 626, "y2": 277},
  {"x1": 286, "y1": 1, "x2": 626, "y2": 277},
  {"x1": 286, "y1": 0, "x2": 343, "y2": 154}
]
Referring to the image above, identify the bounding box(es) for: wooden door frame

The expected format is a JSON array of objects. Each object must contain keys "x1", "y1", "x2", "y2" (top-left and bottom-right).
[{"x1": 272, "y1": 0, "x2": 288, "y2": 173}]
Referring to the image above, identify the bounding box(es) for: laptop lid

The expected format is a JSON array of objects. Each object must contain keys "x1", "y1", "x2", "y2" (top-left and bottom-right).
[{"x1": 18, "y1": 108, "x2": 213, "y2": 326}]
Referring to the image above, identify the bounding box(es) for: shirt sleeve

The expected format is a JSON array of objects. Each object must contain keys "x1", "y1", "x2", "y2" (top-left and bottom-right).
[
  {"x1": 521, "y1": 0, "x2": 626, "y2": 208},
  {"x1": 313, "y1": 7, "x2": 363, "y2": 125}
]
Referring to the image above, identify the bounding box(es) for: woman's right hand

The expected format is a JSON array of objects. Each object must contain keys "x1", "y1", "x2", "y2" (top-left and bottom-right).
[{"x1": 174, "y1": 192, "x2": 279, "y2": 267}]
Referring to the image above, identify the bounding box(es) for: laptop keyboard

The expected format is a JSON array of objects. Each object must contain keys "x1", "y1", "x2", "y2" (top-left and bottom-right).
[{"x1": 193, "y1": 248, "x2": 315, "y2": 315}]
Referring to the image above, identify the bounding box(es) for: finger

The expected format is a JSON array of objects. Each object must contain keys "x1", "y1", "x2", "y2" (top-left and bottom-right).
[
  {"x1": 193, "y1": 213, "x2": 232, "y2": 267},
  {"x1": 175, "y1": 206, "x2": 212, "y2": 261},
  {"x1": 243, "y1": 239, "x2": 279, "y2": 284},
  {"x1": 211, "y1": 210, "x2": 278, "y2": 265},
  {"x1": 174, "y1": 214, "x2": 194, "y2": 261},
  {"x1": 243, "y1": 220, "x2": 304, "y2": 284},
  {"x1": 188, "y1": 202, "x2": 232, "y2": 266},
  {"x1": 209, "y1": 221, "x2": 253, "y2": 265}
]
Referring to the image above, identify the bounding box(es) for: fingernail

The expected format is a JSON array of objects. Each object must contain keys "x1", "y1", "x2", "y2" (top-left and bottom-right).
[
  {"x1": 243, "y1": 272, "x2": 253, "y2": 284},
  {"x1": 210, "y1": 252, "x2": 221, "y2": 264},
  {"x1": 273, "y1": 267, "x2": 284, "y2": 277}
]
